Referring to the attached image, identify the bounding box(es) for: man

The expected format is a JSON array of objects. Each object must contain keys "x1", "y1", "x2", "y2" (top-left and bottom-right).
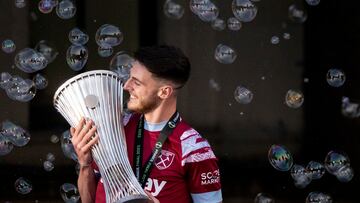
[{"x1": 70, "y1": 45, "x2": 222, "y2": 203}]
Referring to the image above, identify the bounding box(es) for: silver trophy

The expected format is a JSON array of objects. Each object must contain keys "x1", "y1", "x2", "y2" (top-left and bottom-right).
[{"x1": 53, "y1": 70, "x2": 148, "y2": 203}]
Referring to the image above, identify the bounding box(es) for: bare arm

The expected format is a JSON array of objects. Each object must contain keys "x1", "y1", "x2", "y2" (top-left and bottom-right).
[{"x1": 70, "y1": 118, "x2": 99, "y2": 203}]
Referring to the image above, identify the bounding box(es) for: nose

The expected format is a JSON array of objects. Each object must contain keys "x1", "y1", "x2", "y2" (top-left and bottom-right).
[{"x1": 123, "y1": 78, "x2": 131, "y2": 91}]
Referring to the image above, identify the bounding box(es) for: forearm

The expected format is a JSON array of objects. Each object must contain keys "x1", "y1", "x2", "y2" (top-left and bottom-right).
[{"x1": 78, "y1": 166, "x2": 97, "y2": 203}]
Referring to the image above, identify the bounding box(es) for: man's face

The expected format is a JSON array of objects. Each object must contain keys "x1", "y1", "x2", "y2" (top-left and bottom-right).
[{"x1": 123, "y1": 61, "x2": 162, "y2": 114}]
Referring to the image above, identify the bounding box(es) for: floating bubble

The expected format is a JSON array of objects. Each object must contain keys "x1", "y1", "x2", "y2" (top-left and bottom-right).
[
  {"x1": 68, "y1": 28, "x2": 89, "y2": 45},
  {"x1": 15, "y1": 0, "x2": 26, "y2": 8},
  {"x1": 326, "y1": 68, "x2": 345, "y2": 87},
  {"x1": 1, "y1": 120, "x2": 30, "y2": 147},
  {"x1": 196, "y1": 1, "x2": 219, "y2": 22},
  {"x1": 214, "y1": 44, "x2": 237, "y2": 64},
  {"x1": 227, "y1": 17, "x2": 242, "y2": 31},
  {"x1": 283, "y1": 32, "x2": 291, "y2": 40},
  {"x1": 234, "y1": 85, "x2": 253, "y2": 104},
  {"x1": 33, "y1": 73, "x2": 48, "y2": 90},
  {"x1": 306, "y1": 192, "x2": 333, "y2": 203},
  {"x1": 232, "y1": 0, "x2": 258, "y2": 22},
  {"x1": 0, "y1": 134, "x2": 14, "y2": 156},
  {"x1": 56, "y1": 0, "x2": 76, "y2": 19},
  {"x1": 14, "y1": 177, "x2": 32, "y2": 195},
  {"x1": 288, "y1": 4, "x2": 307, "y2": 23},
  {"x1": 50, "y1": 134, "x2": 59, "y2": 143},
  {"x1": 38, "y1": 0, "x2": 54, "y2": 14},
  {"x1": 306, "y1": 161, "x2": 325, "y2": 180},
  {"x1": 6, "y1": 77, "x2": 37, "y2": 102},
  {"x1": 15, "y1": 48, "x2": 48, "y2": 73},
  {"x1": 34, "y1": 40, "x2": 58, "y2": 63},
  {"x1": 335, "y1": 165, "x2": 354, "y2": 182},
  {"x1": 254, "y1": 193, "x2": 275, "y2": 203},
  {"x1": 291, "y1": 164, "x2": 312, "y2": 188},
  {"x1": 209, "y1": 78, "x2": 221, "y2": 91},
  {"x1": 46, "y1": 152, "x2": 56, "y2": 162},
  {"x1": 0, "y1": 72, "x2": 12, "y2": 89},
  {"x1": 341, "y1": 97, "x2": 360, "y2": 118},
  {"x1": 324, "y1": 150, "x2": 350, "y2": 175},
  {"x1": 268, "y1": 144, "x2": 293, "y2": 171},
  {"x1": 306, "y1": 0, "x2": 320, "y2": 6},
  {"x1": 61, "y1": 130, "x2": 78, "y2": 162},
  {"x1": 2, "y1": 39, "x2": 16, "y2": 53},
  {"x1": 98, "y1": 45, "x2": 113, "y2": 58},
  {"x1": 109, "y1": 51, "x2": 134, "y2": 82},
  {"x1": 95, "y1": 24, "x2": 123, "y2": 47},
  {"x1": 270, "y1": 36, "x2": 280, "y2": 45},
  {"x1": 43, "y1": 160, "x2": 54, "y2": 171},
  {"x1": 211, "y1": 18, "x2": 226, "y2": 31},
  {"x1": 66, "y1": 45, "x2": 88, "y2": 71},
  {"x1": 163, "y1": 0, "x2": 184, "y2": 20},
  {"x1": 190, "y1": 0, "x2": 209, "y2": 14},
  {"x1": 60, "y1": 183, "x2": 80, "y2": 203},
  {"x1": 285, "y1": 89, "x2": 304, "y2": 108}
]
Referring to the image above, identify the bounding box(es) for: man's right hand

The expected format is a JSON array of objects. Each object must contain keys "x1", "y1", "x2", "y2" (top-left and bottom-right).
[{"x1": 70, "y1": 117, "x2": 99, "y2": 167}]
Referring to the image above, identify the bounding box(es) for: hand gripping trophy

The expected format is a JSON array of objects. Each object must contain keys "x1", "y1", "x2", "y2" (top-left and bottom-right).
[{"x1": 53, "y1": 70, "x2": 148, "y2": 203}]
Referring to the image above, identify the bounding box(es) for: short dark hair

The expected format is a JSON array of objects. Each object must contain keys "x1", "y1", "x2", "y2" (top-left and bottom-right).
[{"x1": 134, "y1": 45, "x2": 191, "y2": 88}]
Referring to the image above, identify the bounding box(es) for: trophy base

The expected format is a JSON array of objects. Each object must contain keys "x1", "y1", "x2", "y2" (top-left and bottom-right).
[{"x1": 115, "y1": 194, "x2": 149, "y2": 203}]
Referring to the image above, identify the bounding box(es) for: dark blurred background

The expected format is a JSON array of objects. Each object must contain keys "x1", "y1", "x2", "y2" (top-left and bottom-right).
[{"x1": 1, "y1": 0, "x2": 359, "y2": 202}]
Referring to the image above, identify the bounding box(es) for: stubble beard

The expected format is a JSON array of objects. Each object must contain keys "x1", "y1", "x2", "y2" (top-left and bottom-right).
[{"x1": 127, "y1": 93, "x2": 161, "y2": 114}]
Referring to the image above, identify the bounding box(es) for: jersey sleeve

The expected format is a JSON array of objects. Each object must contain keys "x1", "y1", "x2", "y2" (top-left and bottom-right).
[{"x1": 180, "y1": 129, "x2": 223, "y2": 203}]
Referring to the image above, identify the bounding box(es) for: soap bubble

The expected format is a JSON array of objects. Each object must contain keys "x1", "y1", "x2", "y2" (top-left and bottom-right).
[
  {"x1": 211, "y1": 18, "x2": 226, "y2": 31},
  {"x1": 61, "y1": 130, "x2": 78, "y2": 162},
  {"x1": 5, "y1": 77, "x2": 37, "y2": 102},
  {"x1": 66, "y1": 45, "x2": 88, "y2": 71},
  {"x1": 43, "y1": 160, "x2": 54, "y2": 171},
  {"x1": 306, "y1": 192, "x2": 333, "y2": 203},
  {"x1": 15, "y1": 0, "x2": 26, "y2": 8},
  {"x1": 34, "y1": 40, "x2": 58, "y2": 63},
  {"x1": 95, "y1": 24, "x2": 123, "y2": 47},
  {"x1": 2, "y1": 39, "x2": 16, "y2": 53},
  {"x1": 163, "y1": 0, "x2": 184, "y2": 20},
  {"x1": 324, "y1": 150, "x2": 350, "y2": 175},
  {"x1": 209, "y1": 78, "x2": 221, "y2": 91},
  {"x1": 46, "y1": 152, "x2": 56, "y2": 162},
  {"x1": 214, "y1": 44, "x2": 237, "y2": 64},
  {"x1": 68, "y1": 28, "x2": 89, "y2": 45},
  {"x1": 50, "y1": 134, "x2": 59, "y2": 143},
  {"x1": 335, "y1": 165, "x2": 354, "y2": 182},
  {"x1": 0, "y1": 72, "x2": 13, "y2": 89},
  {"x1": 227, "y1": 17, "x2": 242, "y2": 31},
  {"x1": 254, "y1": 193, "x2": 275, "y2": 203},
  {"x1": 196, "y1": 1, "x2": 219, "y2": 22},
  {"x1": 15, "y1": 48, "x2": 48, "y2": 73},
  {"x1": 60, "y1": 183, "x2": 80, "y2": 203},
  {"x1": 285, "y1": 89, "x2": 304, "y2": 108},
  {"x1": 341, "y1": 97, "x2": 360, "y2": 118},
  {"x1": 0, "y1": 134, "x2": 14, "y2": 156},
  {"x1": 232, "y1": 0, "x2": 258, "y2": 22},
  {"x1": 1, "y1": 120, "x2": 30, "y2": 147},
  {"x1": 234, "y1": 85, "x2": 253, "y2": 104},
  {"x1": 283, "y1": 32, "x2": 291, "y2": 40},
  {"x1": 109, "y1": 51, "x2": 134, "y2": 82},
  {"x1": 98, "y1": 45, "x2": 113, "y2": 58},
  {"x1": 306, "y1": 0, "x2": 320, "y2": 6},
  {"x1": 268, "y1": 144, "x2": 293, "y2": 171},
  {"x1": 56, "y1": 0, "x2": 76, "y2": 19},
  {"x1": 33, "y1": 73, "x2": 48, "y2": 90},
  {"x1": 38, "y1": 0, "x2": 54, "y2": 14},
  {"x1": 288, "y1": 4, "x2": 307, "y2": 23},
  {"x1": 306, "y1": 161, "x2": 325, "y2": 180},
  {"x1": 270, "y1": 36, "x2": 280, "y2": 44},
  {"x1": 326, "y1": 68, "x2": 345, "y2": 87},
  {"x1": 291, "y1": 164, "x2": 312, "y2": 188},
  {"x1": 14, "y1": 177, "x2": 32, "y2": 195}
]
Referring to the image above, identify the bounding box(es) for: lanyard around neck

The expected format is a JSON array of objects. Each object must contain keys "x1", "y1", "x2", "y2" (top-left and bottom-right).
[{"x1": 133, "y1": 111, "x2": 180, "y2": 188}]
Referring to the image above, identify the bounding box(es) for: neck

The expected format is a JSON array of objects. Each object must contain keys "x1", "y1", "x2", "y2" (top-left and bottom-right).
[{"x1": 144, "y1": 98, "x2": 177, "y2": 123}]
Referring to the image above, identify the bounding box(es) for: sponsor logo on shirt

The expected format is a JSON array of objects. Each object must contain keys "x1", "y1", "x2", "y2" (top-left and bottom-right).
[
  {"x1": 144, "y1": 178, "x2": 167, "y2": 196},
  {"x1": 201, "y1": 169, "x2": 220, "y2": 185},
  {"x1": 155, "y1": 150, "x2": 175, "y2": 170}
]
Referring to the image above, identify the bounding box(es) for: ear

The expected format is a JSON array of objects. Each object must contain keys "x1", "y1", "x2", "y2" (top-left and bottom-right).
[{"x1": 158, "y1": 85, "x2": 173, "y2": 99}]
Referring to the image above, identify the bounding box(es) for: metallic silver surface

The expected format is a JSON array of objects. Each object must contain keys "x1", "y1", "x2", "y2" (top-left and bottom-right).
[{"x1": 54, "y1": 70, "x2": 148, "y2": 203}]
